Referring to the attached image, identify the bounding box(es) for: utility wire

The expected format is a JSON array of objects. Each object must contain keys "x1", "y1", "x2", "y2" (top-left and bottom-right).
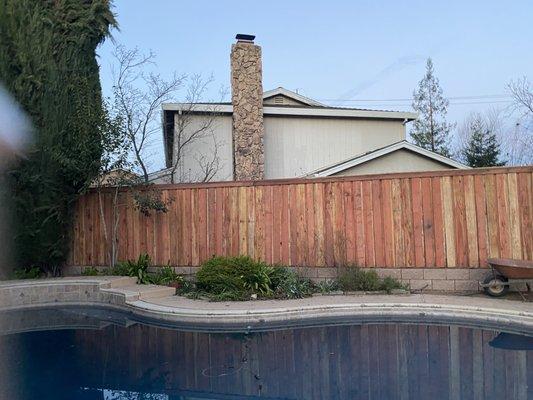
[
  {"x1": 318, "y1": 94, "x2": 512, "y2": 102},
  {"x1": 339, "y1": 100, "x2": 513, "y2": 108}
]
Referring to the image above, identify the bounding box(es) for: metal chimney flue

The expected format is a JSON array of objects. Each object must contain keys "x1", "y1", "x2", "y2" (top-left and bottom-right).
[{"x1": 235, "y1": 34, "x2": 255, "y2": 43}]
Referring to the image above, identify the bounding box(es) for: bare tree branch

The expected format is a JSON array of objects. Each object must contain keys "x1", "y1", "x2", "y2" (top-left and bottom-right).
[{"x1": 111, "y1": 45, "x2": 185, "y2": 182}]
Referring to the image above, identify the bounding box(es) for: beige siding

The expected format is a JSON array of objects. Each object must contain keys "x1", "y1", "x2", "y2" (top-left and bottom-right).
[
  {"x1": 173, "y1": 114, "x2": 233, "y2": 182},
  {"x1": 264, "y1": 116, "x2": 406, "y2": 179},
  {"x1": 331, "y1": 149, "x2": 454, "y2": 177},
  {"x1": 171, "y1": 113, "x2": 410, "y2": 182}
]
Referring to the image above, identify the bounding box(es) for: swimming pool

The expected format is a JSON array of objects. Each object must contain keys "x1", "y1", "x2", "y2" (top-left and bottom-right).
[{"x1": 0, "y1": 307, "x2": 531, "y2": 399}]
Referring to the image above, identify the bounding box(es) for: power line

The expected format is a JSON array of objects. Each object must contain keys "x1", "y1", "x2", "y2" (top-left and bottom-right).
[
  {"x1": 343, "y1": 100, "x2": 513, "y2": 108},
  {"x1": 319, "y1": 94, "x2": 512, "y2": 102}
]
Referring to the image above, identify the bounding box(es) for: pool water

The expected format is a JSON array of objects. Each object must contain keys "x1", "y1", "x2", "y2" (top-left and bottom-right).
[{"x1": 0, "y1": 309, "x2": 532, "y2": 399}]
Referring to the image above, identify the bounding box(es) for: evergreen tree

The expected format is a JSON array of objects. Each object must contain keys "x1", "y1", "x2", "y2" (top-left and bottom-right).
[
  {"x1": 0, "y1": 0, "x2": 116, "y2": 272},
  {"x1": 410, "y1": 58, "x2": 454, "y2": 156},
  {"x1": 462, "y1": 114, "x2": 505, "y2": 168}
]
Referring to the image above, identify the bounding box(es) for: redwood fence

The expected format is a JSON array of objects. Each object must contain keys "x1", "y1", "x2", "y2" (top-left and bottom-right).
[{"x1": 69, "y1": 166, "x2": 533, "y2": 269}]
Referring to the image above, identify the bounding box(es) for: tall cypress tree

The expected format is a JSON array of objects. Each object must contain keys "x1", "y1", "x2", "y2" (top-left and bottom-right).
[
  {"x1": 462, "y1": 114, "x2": 505, "y2": 168},
  {"x1": 410, "y1": 58, "x2": 454, "y2": 157},
  {"x1": 0, "y1": 0, "x2": 116, "y2": 272}
]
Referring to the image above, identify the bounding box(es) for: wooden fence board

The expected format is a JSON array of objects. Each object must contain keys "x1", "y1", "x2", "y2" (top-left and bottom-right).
[
  {"x1": 372, "y1": 180, "x2": 385, "y2": 267},
  {"x1": 324, "y1": 182, "x2": 335, "y2": 266},
  {"x1": 333, "y1": 182, "x2": 346, "y2": 266},
  {"x1": 69, "y1": 167, "x2": 533, "y2": 269},
  {"x1": 421, "y1": 178, "x2": 435, "y2": 267},
  {"x1": 485, "y1": 174, "x2": 500, "y2": 258},
  {"x1": 441, "y1": 177, "x2": 456, "y2": 267},
  {"x1": 381, "y1": 180, "x2": 395, "y2": 267},
  {"x1": 354, "y1": 181, "x2": 366, "y2": 266},
  {"x1": 452, "y1": 175, "x2": 468, "y2": 268},
  {"x1": 280, "y1": 185, "x2": 290, "y2": 265},
  {"x1": 401, "y1": 179, "x2": 414, "y2": 267},
  {"x1": 464, "y1": 175, "x2": 479, "y2": 267},
  {"x1": 305, "y1": 184, "x2": 316, "y2": 267},
  {"x1": 411, "y1": 177, "x2": 425, "y2": 268}
]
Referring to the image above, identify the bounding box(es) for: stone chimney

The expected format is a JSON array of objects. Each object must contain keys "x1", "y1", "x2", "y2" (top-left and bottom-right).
[{"x1": 230, "y1": 34, "x2": 265, "y2": 181}]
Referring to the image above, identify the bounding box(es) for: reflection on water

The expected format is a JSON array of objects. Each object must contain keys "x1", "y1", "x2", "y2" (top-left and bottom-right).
[{"x1": 0, "y1": 312, "x2": 532, "y2": 400}]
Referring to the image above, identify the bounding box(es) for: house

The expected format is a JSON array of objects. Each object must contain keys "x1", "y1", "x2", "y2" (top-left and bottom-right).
[{"x1": 156, "y1": 34, "x2": 467, "y2": 183}]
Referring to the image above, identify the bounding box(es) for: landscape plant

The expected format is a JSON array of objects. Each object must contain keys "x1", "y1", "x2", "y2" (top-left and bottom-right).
[
  {"x1": 195, "y1": 256, "x2": 314, "y2": 301},
  {"x1": 12, "y1": 266, "x2": 43, "y2": 280},
  {"x1": 0, "y1": 0, "x2": 116, "y2": 274},
  {"x1": 81, "y1": 267, "x2": 99, "y2": 276},
  {"x1": 338, "y1": 266, "x2": 406, "y2": 293}
]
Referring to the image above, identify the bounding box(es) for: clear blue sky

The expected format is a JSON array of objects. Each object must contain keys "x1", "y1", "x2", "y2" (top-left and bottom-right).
[{"x1": 97, "y1": 0, "x2": 532, "y2": 168}]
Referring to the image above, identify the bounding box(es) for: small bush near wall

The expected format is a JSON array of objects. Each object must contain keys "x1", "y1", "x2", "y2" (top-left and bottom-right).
[
  {"x1": 12, "y1": 266, "x2": 44, "y2": 280},
  {"x1": 81, "y1": 254, "x2": 183, "y2": 287},
  {"x1": 194, "y1": 256, "x2": 314, "y2": 301},
  {"x1": 338, "y1": 267, "x2": 406, "y2": 293},
  {"x1": 81, "y1": 267, "x2": 99, "y2": 276}
]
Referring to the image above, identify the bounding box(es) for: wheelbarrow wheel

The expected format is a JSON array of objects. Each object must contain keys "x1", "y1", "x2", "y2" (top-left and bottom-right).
[{"x1": 482, "y1": 274, "x2": 509, "y2": 297}]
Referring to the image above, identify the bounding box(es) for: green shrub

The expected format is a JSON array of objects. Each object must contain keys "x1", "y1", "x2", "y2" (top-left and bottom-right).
[
  {"x1": 81, "y1": 267, "x2": 99, "y2": 276},
  {"x1": 150, "y1": 266, "x2": 183, "y2": 286},
  {"x1": 13, "y1": 266, "x2": 43, "y2": 280},
  {"x1": 338, "y1": 268, "x2": 380, "y2": 291},
  {"x1": 196, "y1": 256, "x2": 275, "y2": 299},
  {"x1": 315, "y1": 279, "x2": 340, "y2": 294},
  {"x1": 338, "y1": 267, "x2": 405, "y2": 293},
  {"x1": 195, "y1": 258, "x2": 314, "y2": 301},
  {"x1": 104, "y1": 262, "x2": 130, "y2": 277},
  {"x1": 270, "y1": 267, "x2": 314, "y2": 299},
  {"x1": 176, "y1": 280, "x2": 196, "y2": 296},
  {"x1": 113, "y1": 253, "x2": 151, "y2": 284},
  {"x1": 381, "y1": 276, "x2": 406, "y2": 292}
]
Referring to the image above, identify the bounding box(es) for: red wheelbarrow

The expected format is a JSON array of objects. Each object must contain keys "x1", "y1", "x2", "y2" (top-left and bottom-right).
[{"x1": 480, "y1": 258, "x2": 533, "y2": 298}]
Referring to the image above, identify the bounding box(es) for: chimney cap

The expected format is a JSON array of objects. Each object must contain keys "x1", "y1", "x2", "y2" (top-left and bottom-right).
[{"x1": 235, "y1": 34, "x2": 255, "y2": 43}]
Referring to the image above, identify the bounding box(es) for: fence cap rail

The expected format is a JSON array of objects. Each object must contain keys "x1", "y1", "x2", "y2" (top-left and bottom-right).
[{"x1": 90, "y1": 166, "x2": 533, "y2": 193}]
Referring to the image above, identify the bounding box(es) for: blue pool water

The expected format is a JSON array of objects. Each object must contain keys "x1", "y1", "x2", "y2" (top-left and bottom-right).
[{"x1": 0, "y1": 307, "x2": 532, "y2": 399}]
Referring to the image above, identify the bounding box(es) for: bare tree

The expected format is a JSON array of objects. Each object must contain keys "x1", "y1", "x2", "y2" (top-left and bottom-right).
[
  {"x1": 111, "y1": 46, "x2": 225, "y2": 184},
  {"x1": 111, "y1": 45, "x2": 185, "y2": 182},
  {"x1": 509, "y1": 77, "x2": 533, "y2": 115},
  {"x1": 505, "y1": 77, "x2": 533, "y2": 165}
]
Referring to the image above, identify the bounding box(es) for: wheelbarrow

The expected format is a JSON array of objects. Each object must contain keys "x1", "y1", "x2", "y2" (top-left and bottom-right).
[{"x1": 480, "y1": 258, "x2": 533, "y2": 298}]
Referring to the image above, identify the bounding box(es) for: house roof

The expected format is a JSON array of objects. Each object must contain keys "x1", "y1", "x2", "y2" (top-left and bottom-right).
[
  {"x1": 162, "y1": 88, "x2": 418, "y2": 168},
  {"x1": 263, "y1": 87, "x2": 326, "y2": 107},
  {"x1": 306, "y1": 140, "x2": 470, "y2": 177},
  {"x1": 162, "y1": 103, "x2": 417, "y2": 121},
  {"x1": 162, "y1": 87, "x2": 417, "y2": 121}
]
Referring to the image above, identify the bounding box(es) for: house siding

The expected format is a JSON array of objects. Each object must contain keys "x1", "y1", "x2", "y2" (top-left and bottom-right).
[
  {"x1": 171, "y1": 113, "x2": 408, "y2": 182},
  {"x1": 173, "y1": 114, "x2": 233, "y2": 182},
  {"x1": 263, "y1": 116, "x2": 406, "y2": 179},
  {"x1": 330, "y1": 148, "x2": 454, "y2": 177}
]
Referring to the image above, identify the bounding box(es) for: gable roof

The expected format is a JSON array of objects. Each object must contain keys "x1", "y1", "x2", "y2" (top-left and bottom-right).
[
  {"x1": 263, "y1": 87, "x2": 325, "y2": 107},
  {"x1": 162, "y1": 87, "x2": 417, "y2": 121},
  {"x1": 307, "y1": 140, "x2": 470, "y2": 177},
  {"x1": 162, "y1": 102, "x2": 417, "y2": 121}
]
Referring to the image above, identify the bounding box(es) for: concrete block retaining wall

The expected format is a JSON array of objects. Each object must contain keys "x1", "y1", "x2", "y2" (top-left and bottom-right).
[{"x1": 0, "y1": 279, "x2": 126, "y2": 310}]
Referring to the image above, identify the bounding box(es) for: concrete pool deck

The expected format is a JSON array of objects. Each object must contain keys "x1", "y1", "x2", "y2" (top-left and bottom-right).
[{"x1": 1, "y1": 276, "x2": 533, "y2": 334}]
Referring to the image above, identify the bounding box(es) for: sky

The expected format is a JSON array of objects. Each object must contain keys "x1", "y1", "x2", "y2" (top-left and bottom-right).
[{"x1": 97, "y1": 0, "x2": 533, "y2": 170}]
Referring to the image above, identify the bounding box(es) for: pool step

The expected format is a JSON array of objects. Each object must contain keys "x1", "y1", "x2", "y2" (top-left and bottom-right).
[
  {"x1": 101, "y1": 284, "x2": 175, "y2": 301},
  {"x1": 107, "y1": 277, "x2": 138, "y2": 288}
]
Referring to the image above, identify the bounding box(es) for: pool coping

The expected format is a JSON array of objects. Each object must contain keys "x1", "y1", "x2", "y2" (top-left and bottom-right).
[{"x1": 1, "y1": 277, "x2": 533, "y2": 334}]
